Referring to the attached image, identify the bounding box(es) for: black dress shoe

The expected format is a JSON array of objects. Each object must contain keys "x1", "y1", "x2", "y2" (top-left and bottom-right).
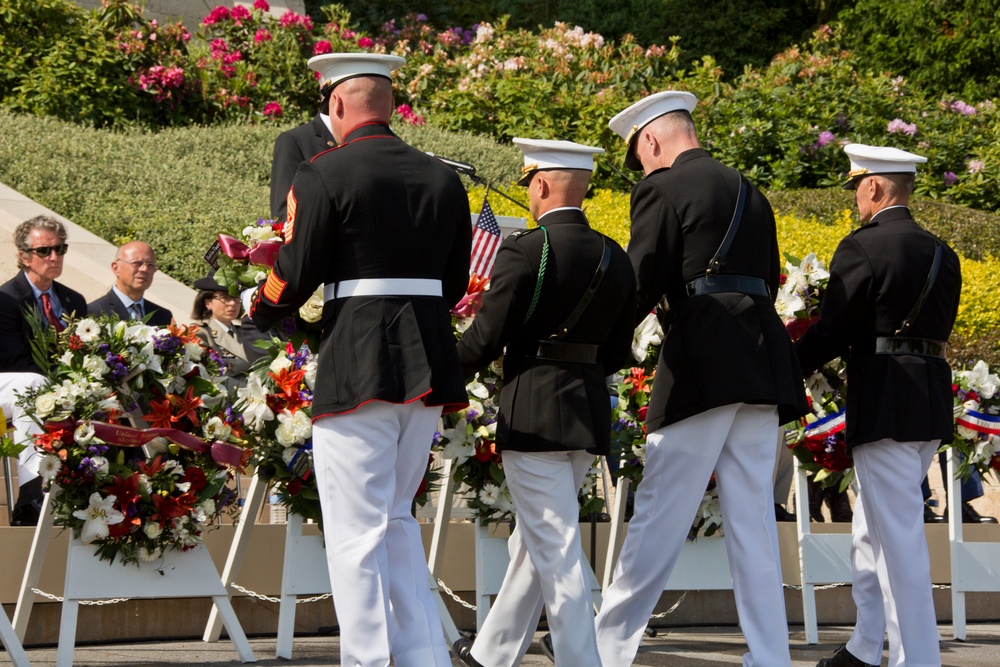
[
  {"x1": 539, "y1": 632, "x2": 555, "y2": 663},
  {"x1": 816, "y1": 643, "x2": 878, "y2": 666},
  {"x1": 453, "y1": 638, "x2": 483, "y2": 667},
  {"x1": 924, "y1": 503, "x2": 946, "y2": 523},
  {"x1": 958, "y1": 502, "x2": 998, "y2": 524},
  {"x1": 775, "y1": 503, "x2": 796, "y2": 521}
]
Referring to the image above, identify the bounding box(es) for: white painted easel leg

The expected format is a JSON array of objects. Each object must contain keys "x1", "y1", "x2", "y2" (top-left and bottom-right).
[
  {"x1": 948, "y1": 447, "x2": 966, "y2": 640},
  {"x1": 0, "y1": 602, "x2": 31, "y2": 667},
  {"x1": 13, "y1": 486, "x2": 56, "y2": 641},
  {"x1": 794, "y1": 459, "x2": 819, "y2": 645},
  {"x1": 427, "y1": 458, "x2": 461, "y2": 647},
  {"x1": 203, "y1": 472, "x2": 268, "y2": 643}
]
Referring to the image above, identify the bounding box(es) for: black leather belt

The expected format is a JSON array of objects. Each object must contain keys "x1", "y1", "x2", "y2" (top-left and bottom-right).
[
  {"x1": 874, "y1": 337, "x2": 946, "y2": 358},
  {"x1": 534, "y1": 340, "x2": 600, "y2": 364},
  {"x1": 683, "y1": 274, "x2": 770, "y2": 299}
]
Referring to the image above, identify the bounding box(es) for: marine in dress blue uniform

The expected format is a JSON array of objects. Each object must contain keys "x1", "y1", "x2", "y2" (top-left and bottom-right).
[
  {"x1": 594, "y1": 92, "x2": 808, "y2": 667},
  {"x1": 453, "y1": 140, "x2": 636, "y2": 667},
  {"x1": 797, "y1": 145, "x2": 960, "y2": 667},
  {"x1": 246, "y1": 54, "x2": 471, "y2": 667}
]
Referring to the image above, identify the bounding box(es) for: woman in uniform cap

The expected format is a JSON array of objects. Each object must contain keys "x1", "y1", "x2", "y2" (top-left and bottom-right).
[{"x1": 191, "y1": 271, "x2": 268, "y2": 380}]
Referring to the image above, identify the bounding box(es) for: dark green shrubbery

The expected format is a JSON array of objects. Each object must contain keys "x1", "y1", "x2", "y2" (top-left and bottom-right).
[
  {"x1": 839, "y1": 0, "x2": 1000, "y2": 102},
  {"x1": 0, "y1": 109, "x2": 519, "y2": 286}
]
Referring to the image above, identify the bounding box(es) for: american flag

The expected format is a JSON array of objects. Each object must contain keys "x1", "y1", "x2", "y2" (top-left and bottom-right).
[{"x1": 469, "y1": 199, "x2": 501, "y2": 279}]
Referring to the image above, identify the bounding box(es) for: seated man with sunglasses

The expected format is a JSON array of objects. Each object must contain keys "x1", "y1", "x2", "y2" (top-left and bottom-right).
[{"x1": 0, "y1": 214, "x2": 88, "y2": 525}]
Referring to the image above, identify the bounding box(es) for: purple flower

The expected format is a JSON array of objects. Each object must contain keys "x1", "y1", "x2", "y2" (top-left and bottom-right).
[
  {"x1": 887, "y1": 118, "x2": 917, "y2": 136},
  {"x1": 950, "y1": 100, "x2": 976, "y2": 116},
  {"x1": 153, "y1": 332, "x2": 182, "y2": 355},
  {"x1": 816, "y1": 130, "x2": 835, "y2": 147},
  {"x1": 943, "y1": 171, "x2": 958, "y2": 186},
  {"x1": 465, "y1": 408, "x2": 479, "y2": 422},
  {"x1": 279, "y1": 317, "x2": 298, "y2": 336},
  {"x1": 416, "y1": 13, "x2": 427, "y2": 22}
]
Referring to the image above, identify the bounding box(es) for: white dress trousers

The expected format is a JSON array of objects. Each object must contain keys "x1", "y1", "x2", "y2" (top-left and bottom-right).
[
  {"x1": 0, "y1": 372, "x2": 47, "y2": 484},
  {"x1": 470, "y1": 449, "x2": 600, "y2": 667},
  {"x1": 845, "y1": 438, "x2": 941, "y2": 667},
  {"x1": 595, "y1": 403, "x2": 791, "y2": 667},
  {"x1": 311, "y1": 400, "x2": 451, "y2": 667}
]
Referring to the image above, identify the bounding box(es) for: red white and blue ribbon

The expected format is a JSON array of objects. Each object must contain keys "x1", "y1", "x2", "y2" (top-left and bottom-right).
[
  {"x1": 955, "y1": 409, "x2": 1000, "y2": 436},
  {"x1": 804, "y1": 408, "x2": 846, "y2": 443}
]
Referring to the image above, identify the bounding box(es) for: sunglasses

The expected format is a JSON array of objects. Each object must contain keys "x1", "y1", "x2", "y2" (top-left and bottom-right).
[{"x1": 23, "y1": 243, "x2": 69, "y2": 258}]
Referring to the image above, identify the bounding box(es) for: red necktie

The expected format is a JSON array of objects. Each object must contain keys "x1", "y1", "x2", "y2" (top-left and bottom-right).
[{"x1": 40, "y1": 292, "x2": 65, "y2": 332}]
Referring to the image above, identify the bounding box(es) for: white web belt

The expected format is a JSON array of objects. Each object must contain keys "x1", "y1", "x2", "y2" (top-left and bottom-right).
[{"x1": 323, "y1": 278, "x2": 443, "y2": 301}]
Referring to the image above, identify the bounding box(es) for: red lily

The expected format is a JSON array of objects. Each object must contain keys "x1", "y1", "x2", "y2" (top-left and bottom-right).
[
  {"x1": 103, "y1": 472, "x2": 141, "y2": 511},
  {"x1": 170, "y1": 385, "x2": 204, "y2": 427},
  {"x1": 623, "y1": 368, "x2": 653, "y2": 396},
  {"x1": 143, "y1": 397, "x2": 176, "y2": 429}
]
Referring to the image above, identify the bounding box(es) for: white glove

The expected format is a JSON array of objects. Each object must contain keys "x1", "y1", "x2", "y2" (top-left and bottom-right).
[{"x1": 241, "y1": 287, "x2": 256, "y2": 315}]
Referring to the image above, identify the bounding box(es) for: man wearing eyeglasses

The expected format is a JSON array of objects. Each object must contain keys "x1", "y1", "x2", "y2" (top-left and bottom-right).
[
  {"x1": 88, "y1": 241, "x2": 173, "y2": 326},
  {"x1": 0, "y1": 214, "x2": 88, "y2": 524}
]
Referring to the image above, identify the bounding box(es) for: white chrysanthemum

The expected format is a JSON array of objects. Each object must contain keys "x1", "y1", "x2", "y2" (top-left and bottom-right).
[
  {"x1": 275, "y1": 409, "x2": 312, "y2": 446},
  {"x1": 143, "y1": 522, "x2": 163, "y2": 539},
  {"x1": 138, "y1": 546, "x2": 162, "y2": 562},
  {"x1": 957, "y1": 425, "x2": 979, "y2": 441},
  {"x1": 38, "y1": 454, "x2": 62, "y2": 482},
  {"x1": 269, "y1": 355, "x2": 294, "y2": 373},
  {"x1": 479, "y1": 483, "x2": 501, "y2": 507},
  {"x1": 75, "y1": 318, "x2": 101, "y2": 342}
]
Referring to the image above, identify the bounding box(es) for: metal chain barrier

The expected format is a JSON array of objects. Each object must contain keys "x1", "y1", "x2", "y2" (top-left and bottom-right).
[
  {"x1": 228, "y1": 582, "x2": 332, "y2": 604},
  {"x1": 31, "y1": 588, "x2": 130, "y2": 606},
  {"x1": 649, "y1": 590, "x2": 687, "y2": 619},
  {"x1": 436, "y1": 578, "x2": 477, "y2": 610}
]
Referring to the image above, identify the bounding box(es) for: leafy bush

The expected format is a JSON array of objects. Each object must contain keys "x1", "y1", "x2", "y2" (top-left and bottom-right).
[
  {"x1": 838, "y1": 0, "x2": 1000, "y2": 102},
  {"x1": 700, "y1": 24, "x2": 1000, "y2": 210},
  {"x1": 0, "y1": 109, "x2": 519, "y2": 286}
]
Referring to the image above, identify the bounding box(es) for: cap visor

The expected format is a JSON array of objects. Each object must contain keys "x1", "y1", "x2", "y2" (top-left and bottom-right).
[{"x1": 516, "y1": 170, "x2": 535, "y2": 187}]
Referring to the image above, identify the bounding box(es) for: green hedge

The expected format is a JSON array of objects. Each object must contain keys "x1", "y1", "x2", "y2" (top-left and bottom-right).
[{"x1": 0, "y1": 110, "x2": 520, "y2": 286}]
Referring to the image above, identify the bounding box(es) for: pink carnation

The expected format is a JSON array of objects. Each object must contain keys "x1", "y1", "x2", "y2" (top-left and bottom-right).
[
  {"x1": 253, "y1": 0, "x2": 270, "y2": 10},
  {"x1": 210, "y1": 39, "x2": 229, "y2": 60},
  {"x1": 341, "y1": 29, "x2": 356, "y2": 40},
  {"x1": 358, "y1": 36, "x2": 374, "y2": 49},
  {"x1": 231, "y1": 5, "x2": 250, "y2": 23},
  {"x1": 202, "y1": 6, "x2": 230, "y2": 26},
  {"x1": 313, "y1": 40, "x2": 332, "y2": 55},
  {"x1": 263, "y1": 102, "x2": 283, "y2": 117},
  {"x1": 254, "y1": 29, "x2": 272, "y2": 43}
]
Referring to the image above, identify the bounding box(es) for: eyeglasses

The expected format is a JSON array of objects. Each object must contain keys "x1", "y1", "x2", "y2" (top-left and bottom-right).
[
  {"x1": 211, "y1": 293, "x2": 240, "y2": 303},
  {"x1": 120, "y1": 260, "x2": 158, "y2": 271},
  {"x1": 22, "y1": 244, "x2": 69, "y2": 258}
]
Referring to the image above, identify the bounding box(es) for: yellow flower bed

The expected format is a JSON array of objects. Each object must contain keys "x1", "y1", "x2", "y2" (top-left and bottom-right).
[{"x1": 470, "y1": 187, "x2": 997, "y2": 339}]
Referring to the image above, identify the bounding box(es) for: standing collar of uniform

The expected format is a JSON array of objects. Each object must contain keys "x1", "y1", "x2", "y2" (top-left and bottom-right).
[
  {"x1": 535, "y1": 207, "x2": 587, "y2": 225},
  {"x1": 342, "y1": 121, "x2": 395, "y2": 143},
  {"x1": 641, "y1": 147, "x2": 710, "y2": 181},
  {"x1": 318, "y1": 113, "x2": 333, "y2": 139},
  {"x1": 869, "y1": 205, "x2": 911, "y2": 224}
]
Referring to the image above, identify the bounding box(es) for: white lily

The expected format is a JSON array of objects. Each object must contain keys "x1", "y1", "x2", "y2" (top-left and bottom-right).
[{"x1": 72, "y1": 493, "x2": 125, "y2": 543}]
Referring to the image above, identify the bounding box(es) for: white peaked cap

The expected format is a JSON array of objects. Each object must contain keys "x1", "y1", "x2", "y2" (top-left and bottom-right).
[
  {"x1": 608, "y1": 91, "x2": 698, "y2": 170},
  {"x1": 842, "y1": 143, "x2": 927, "y2": 189},
  {"x1": 512, "y1": 138, "x2": 605, "y2": 186},
  {"x1": 308, "y1": 53, "x2": 406, "y2": 94}
]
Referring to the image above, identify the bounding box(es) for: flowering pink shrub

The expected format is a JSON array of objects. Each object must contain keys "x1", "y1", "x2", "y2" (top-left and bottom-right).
[{"x1": 263, "y1": 101, "x2": 283, "y2": 117}]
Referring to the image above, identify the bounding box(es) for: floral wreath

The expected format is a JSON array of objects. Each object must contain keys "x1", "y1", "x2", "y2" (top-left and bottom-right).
[{"x1": 20, "y1": 315, "x2": 250, "y2": 566}]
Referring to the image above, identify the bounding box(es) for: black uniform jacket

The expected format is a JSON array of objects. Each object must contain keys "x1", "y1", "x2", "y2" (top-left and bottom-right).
[
  {"x1": 250, "y1": 122, "x2": 472, "y2": 419},
  {"x1": 795, "y1": 206, "x2": 961, "y2": 450},
  {"x1": 88, "y1": 289, "x2": 173, "y2": 327},
  {"x1": 270, "y1": 113, "x2": 337, "y2": 221},
  {"x1": 458, "y1": 208, "x2": 637, "y2": 455},
  {"x1": 0, "y1": 272, "x2": 88, "y2": 374},
  {"x1": 629, "y1": 148, "x2": 808, "y2": 432}
]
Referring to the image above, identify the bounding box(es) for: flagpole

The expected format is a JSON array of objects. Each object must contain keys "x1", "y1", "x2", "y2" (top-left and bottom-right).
[{"x1": 428, "y1": 153, "x2": 530, "y2": 213}]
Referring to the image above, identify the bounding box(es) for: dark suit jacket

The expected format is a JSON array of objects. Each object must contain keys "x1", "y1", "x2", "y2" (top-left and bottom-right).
[
  {"x1": 270, "y1": 114, "x2": 337, "y2": 221},
  {"x1": 0, "y1": 272, "x2": 88, "y2": 374},
  {"x1": 88, "y1": 288, "x2": 173, "y2": 327},
  {"x1": 629, "y1": 148, "x2": 809, "y2": 431},
  {"x1": 458, "y1": 209, "x2": 637, "y2": 454},
  {"x1": 250, "y1": 122, "x2": 472, "y2": 418},
  {"x1": 795, "y1": 206, "x2": 961, "y2": 449}
]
